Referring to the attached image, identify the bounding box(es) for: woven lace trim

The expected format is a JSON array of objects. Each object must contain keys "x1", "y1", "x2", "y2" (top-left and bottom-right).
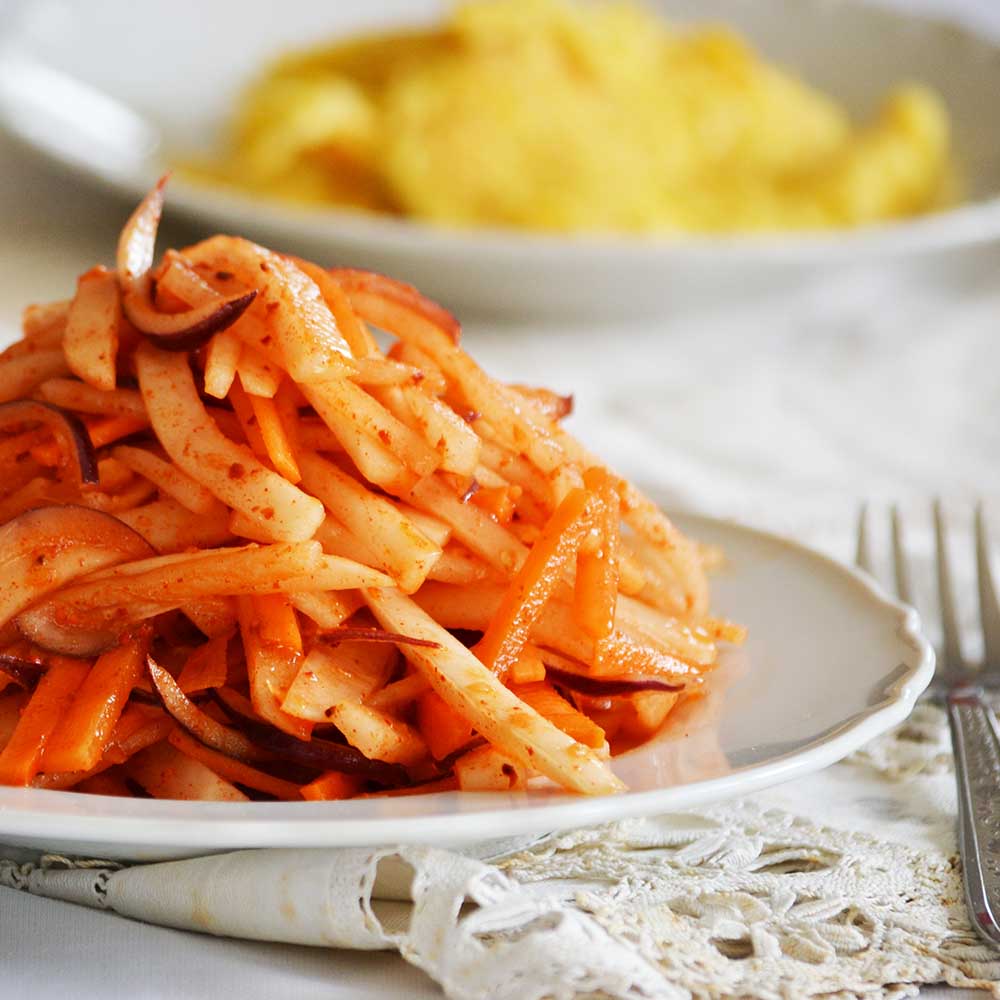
[
  {"x1": 496, "y1": 800, "x2": 999, "y2": 1000},
  {"x1": 851, "y1": 703, "x2": 954, "y2": 779}
]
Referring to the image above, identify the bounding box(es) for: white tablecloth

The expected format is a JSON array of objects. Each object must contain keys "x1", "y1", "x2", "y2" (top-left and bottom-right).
[{"x1": 3, "y1": 0, "x2": 1000, "y2": 989}]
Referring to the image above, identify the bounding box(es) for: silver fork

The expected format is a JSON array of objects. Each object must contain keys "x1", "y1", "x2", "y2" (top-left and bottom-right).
[{"x1": 857, "y1": 502, "x2": 1000, "y2": 947}]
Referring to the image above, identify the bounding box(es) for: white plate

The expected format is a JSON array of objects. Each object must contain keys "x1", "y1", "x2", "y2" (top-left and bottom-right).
[
  {"x1": 2, "y1": 0, "x2": 1000, "y2": 319},
  {"x1": 0, "y1": 513, "x2": 934, "y2": 861}
]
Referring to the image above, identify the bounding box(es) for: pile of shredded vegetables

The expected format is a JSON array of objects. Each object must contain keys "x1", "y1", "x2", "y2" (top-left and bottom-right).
[{"x1": 0, "y1": 180, "x2": 743, "y2": 801}]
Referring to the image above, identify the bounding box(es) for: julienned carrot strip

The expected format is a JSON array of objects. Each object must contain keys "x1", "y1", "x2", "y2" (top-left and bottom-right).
[
  {"x1": 249, "y1": 394, "x2": 301, "y2": 483},
  {"x1": 176, "y1": 632, "x2": 231, "y2": 693},
  {"x1": 237, "y1": 595, "x2": 311, "y2": 740},
  {"x1": 417, "y1": 689, "x2": 476, "y2": 761},
  {"x1": 0, "y1": 689, "x2": 31, "y2": 749},
  {"x1": 32, "y1": 414, "x2": 149, "y2": 466},
  {"x1": 255, "y1": 593, "x2": 303, "y2": 651},
  {"x1": 574, "y1": 468, "x2": 621, "y2": 640},
  {"x1": 590, "y1": 631, "x2": 698, "y2": 680},
  {"x1": 88, "y1": 414, "x2": 149, "y2": 448},
  {"x1": 475, "y1": 487, "x2": 593, "y2": 678},
  {"x1": 0, "y1": 660, "x2": 90, "y2": 785},
  {"x1": 30, "y1": 705, "x2": 164, "y2": 790},
  {"x1": 167, "y1": 728, "x2": 301, "y2": 800},
  {"x1": 300, "y1": 769, "x2": 364, "y2": 801},
  {"x1": 42, "y1": 632, "x2": 148, "y2": 773},
  {"x1": 273, "y1": 380, "x2": 302, "y2": 453},
  {"x1": 508, "y1": 646, "x2": 546, "y2": 684},
  {"x1": 228, "y1": 378, "x2": 269, "y2": 459},
  {"x1": 470, "y1": 484, "x2": 519, "y2": 523},
  {"x1": 509, "y1": 681, "x2": 606, "y2": 750}
]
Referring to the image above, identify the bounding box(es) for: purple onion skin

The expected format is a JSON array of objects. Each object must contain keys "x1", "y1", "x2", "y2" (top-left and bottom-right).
[
  {"x1": 0, "y1": 655, "x2": 44, "y2": 690},
  {"x1": 212, "y1": 693, "x2": 407, "y2": 786},
  {"x1": 544, "y1": 664, "x2": 682, "y2": 697},
  {"x1": 319, "y1": 627, "x2": 440, "y2": 649},
  {"x1": 126, "y1": 290, "x2": 258, "y2": 352},
  {"x1": 0, "y1": 399, "x2": 98, "y2": 484},
  {"x1": 252, "y1": 730, "x2": 407, "y2": 786}
]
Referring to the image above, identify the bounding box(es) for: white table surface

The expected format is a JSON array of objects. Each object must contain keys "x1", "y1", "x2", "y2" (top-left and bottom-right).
[{"x1": 3, "y1": 0, "x2": 1000, "y2": 992}]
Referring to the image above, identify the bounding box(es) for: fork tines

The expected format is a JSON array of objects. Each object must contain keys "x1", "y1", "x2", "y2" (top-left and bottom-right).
[{"x1": 857, "y1": 501, "x2": 1000, "y2": 682}]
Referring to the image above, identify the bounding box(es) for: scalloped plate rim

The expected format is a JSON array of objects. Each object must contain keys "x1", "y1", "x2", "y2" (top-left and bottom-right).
[{"x1": 0, "y1": 511, "x2": 935, "y2": 859}]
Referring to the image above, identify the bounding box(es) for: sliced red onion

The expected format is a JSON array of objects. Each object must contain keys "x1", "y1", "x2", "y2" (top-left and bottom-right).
[
  {"x1": 15, "y1": 611, "x2": 118, "y2": 658},
  {"x1": 116, "y1": 176, "x2": 257, "y2": 350},
  {"x1": 214, "y1": 692, "x2": 407, "y2": 786},
  {"x1": 250, "y1": 729, "x2": 408, "y2": 786},
  {"x1": 0, "y1": 399, "x2": 98, "y2": 485},
  {"x1": 127, "y1": 687, "x2": 162, "y2": 706},
  {"x1": 544, "y1": 664, "x2": 682, "y2": 697},
  {"x1": 2, "y1": 506, "x2": 153, "y2": 645},
  {"x1": 0, "y1": 654, "x2": 44, "y2": 690},
  {"x1": 148, "y1": 656, "x2": 267, "y2": 762},
  {"x1": 123, "y1": 288, "x2": 258, "y2": 351},
  {"x1": 320, "y1": 626, "x2": 440, "y2": 649}
]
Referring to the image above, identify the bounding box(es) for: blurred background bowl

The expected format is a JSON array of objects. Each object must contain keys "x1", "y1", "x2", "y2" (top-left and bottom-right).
[{"x1": 2, "y1": 0, "x2": 1000, "y2": 320}]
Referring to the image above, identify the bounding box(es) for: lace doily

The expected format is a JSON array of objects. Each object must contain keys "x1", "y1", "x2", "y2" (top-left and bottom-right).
[{"x1": 3, "y1": 705, "x2": 999, "y2": 1000}]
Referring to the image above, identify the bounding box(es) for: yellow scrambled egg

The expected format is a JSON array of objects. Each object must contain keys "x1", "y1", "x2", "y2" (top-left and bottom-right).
[{"x1": 196, "y1": 0, "x2": 955, "y2": 233}]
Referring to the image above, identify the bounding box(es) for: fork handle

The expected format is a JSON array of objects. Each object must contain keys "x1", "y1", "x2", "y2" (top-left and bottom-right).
[{"x1": 947, "y1": 685, "x2": 1000, "y2": 946}]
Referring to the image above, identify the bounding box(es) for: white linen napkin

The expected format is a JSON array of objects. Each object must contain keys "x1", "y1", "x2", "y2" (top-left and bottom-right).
[{"x1": 4, "y1": 709, "x2": 1000, "y2": 1000}]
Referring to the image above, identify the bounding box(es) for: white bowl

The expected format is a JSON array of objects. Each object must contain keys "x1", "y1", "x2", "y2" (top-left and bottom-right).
[
  {"x1": 0, "y1": 513, "x2": 934, "y2": 861},
  {"x1": 2, "y1": 0, "x2": 1000, "y2": 319}
]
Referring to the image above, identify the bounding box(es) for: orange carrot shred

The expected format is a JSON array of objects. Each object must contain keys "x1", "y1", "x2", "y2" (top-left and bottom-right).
[
  {"x1": 509, "y1": 681, "x2": 606, "y2": 749},
  {"x1": 300, "y1": 769, "x2": 364, "y2": 801},
  {"x1": 249, "y1": 394, "x2": 301, "y2": 483},
  {"x1": 228, "y1": 379, "x2": 269, "y2": 459},
  {"x1": 88, "y1": 414, "x2": 149, "y2": 449},
  {"x1": 0, "y1": 660, "x2": 90, "y2": 785},
  {"x1": 42, "y1": 631, "x2": 149, "y2": 773},
  {"x1": 470, "y1": 484, "x2": 520, "y2": 523},
  {"x1": 475, "y1": 487, "x2": 593, "y2": 678},
  {"x1": 176, "y1": 632, "x2": 231, "y2": 694},
  {"x1": 417, "y1": 689, "x2": 476, "y2": 761},
  {"x1": 574, "y1": 468, "x2": 621, "y2": 639},
  {"x1": 238, "y1": 595, "x2": 311, "y2": 740}
]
